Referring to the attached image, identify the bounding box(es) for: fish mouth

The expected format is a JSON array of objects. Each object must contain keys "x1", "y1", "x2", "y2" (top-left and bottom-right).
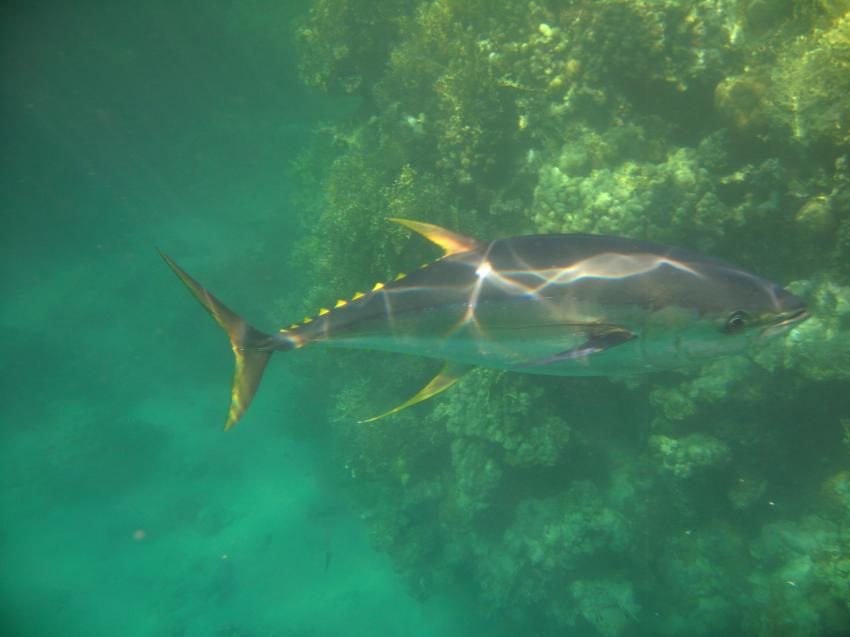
[
  {"x1": 776, "y1": 307, "x2": 810, "y2": 328},
  {"x1": 761, "y1": 308, "x2": 810, "y2": 338}
]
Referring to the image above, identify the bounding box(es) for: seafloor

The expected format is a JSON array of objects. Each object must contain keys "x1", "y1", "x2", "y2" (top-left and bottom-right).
[{"x1": 2, "y1": 1, "x2": 849, "y2": 636}]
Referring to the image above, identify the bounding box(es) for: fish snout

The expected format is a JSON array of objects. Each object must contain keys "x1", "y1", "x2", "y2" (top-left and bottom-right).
[{"x1": 762, "y1": 286, "x2": 810, "y2": 339}]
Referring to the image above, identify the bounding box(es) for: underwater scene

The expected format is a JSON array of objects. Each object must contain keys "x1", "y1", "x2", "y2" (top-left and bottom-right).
[{"x1": 2, "y1": 0, "x2": 850, "y2": 635}]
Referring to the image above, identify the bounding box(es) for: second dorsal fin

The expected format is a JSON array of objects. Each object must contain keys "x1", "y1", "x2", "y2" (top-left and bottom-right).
[{"x1": 387, "y1": 218, "x2": 482, "y2": 256}]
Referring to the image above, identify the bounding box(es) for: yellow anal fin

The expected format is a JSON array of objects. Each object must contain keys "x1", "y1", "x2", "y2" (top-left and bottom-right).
[
  {"x1": 387, "y1": 218, "x2": 481, "y2": 256},
  {"x1": 359, "y1": 362, "x2": 473, "y2": 423}
]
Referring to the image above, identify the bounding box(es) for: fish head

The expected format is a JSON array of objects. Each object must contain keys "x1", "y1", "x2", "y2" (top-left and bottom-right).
[{"x1": 641, "y1": 262, "x2": 809, "y2": 367}]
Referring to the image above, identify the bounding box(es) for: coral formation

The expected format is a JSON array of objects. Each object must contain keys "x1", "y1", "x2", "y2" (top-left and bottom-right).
[
  {"x1": 650, "y1": 433, "x2": 731, "y2": 479},
  {"x1": 291, "y1": 0, "x2": 850, "y2": 634},
  {"x1": 718, "y1": 12, "x2": 850, "y2": 147},
  {"x1": 571, "y1": 578, "x2": 640, "y2": 637}
]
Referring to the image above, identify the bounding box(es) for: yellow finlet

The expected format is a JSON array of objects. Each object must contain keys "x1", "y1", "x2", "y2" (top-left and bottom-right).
[
  {"x1": 352, "y1": 291, "x2": 365, "y2": 300},
  {"x1": 394, "y1": 272, "x2": 406, "y2": 281},
  {"x1": 372, "y1": 282, "x2": 385, "y2": 291},
  {"x1": 387, "y1": 218, "x2": 481, "y2": 257},
  {"x1": 335, "y1": 299, "x2": 347, "y2": 308},
  {"x1": 359, "y1": 362, "x2": 473, "y2": 423},
  {"x1": 303, "y1": 316, "x2": 313, "y2": 324},
  {"x1": 318, "y1": 307, "x2": 330, "y2": 316},
  {"x1": 289, "y1": 324, "x2": 300, "y2": 330}
]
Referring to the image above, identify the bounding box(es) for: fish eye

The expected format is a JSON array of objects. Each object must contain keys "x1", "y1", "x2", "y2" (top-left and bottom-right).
[{"x1": 724, "y1": 310, "x2": 749, "y2": 334}]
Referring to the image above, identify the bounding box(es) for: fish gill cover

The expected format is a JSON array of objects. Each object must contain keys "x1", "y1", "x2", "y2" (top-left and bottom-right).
[{"x1": 288, "y1": 1, "x2": 850, "y2": 635}]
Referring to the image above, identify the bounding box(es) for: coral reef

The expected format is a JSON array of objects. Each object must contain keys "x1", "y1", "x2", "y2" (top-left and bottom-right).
[
  {"x1": 717, "y1": 12, "x2": 850, "y2": 147},
  {"x1": 434, "y1": 369, "x2": 571, "y2": 469},
  {"x1": 291, "y1": 0, "x2": 850, "y2": 634},
  {"x1": 650, "y1": 433, "x2": 731, "y2": 479},
  {"x1": 571, "y1": 578, "x2": 640, "y2": 637},
  {"x1": 746, "y1": 513, "x2": 850, "y2": 636}
]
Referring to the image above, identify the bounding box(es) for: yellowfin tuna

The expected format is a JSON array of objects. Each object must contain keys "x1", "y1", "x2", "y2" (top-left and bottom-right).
[{"x1": 160, "y1": 219, "x2": 808, "y2": 429}]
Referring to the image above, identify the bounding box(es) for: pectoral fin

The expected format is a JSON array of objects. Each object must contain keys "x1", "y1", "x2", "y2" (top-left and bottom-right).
[
  {"x1": 517, "y1": 327, "x2": 636, "y2": 368},
  {"x1": 359, "y1": 361, "x2": 473, "y2": 423}
]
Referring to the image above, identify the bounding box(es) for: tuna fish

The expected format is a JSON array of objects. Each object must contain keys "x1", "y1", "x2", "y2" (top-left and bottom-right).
[{"x1": 160, "y1": 219, "x2": 809, "y2": 429}]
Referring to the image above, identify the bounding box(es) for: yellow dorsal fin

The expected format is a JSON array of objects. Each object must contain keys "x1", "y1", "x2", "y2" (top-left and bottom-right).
[
  {"x1": 359, "y1": 362, "x2": 473, "y2": 423},
  {"x1": 387, "y1": 218, "x2": 481, "y2": 256}
]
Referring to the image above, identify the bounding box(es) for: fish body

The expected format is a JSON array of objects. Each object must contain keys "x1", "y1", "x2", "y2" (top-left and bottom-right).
[{"x1": 161, "y1": 219, "x2": 809, "y2": 428}]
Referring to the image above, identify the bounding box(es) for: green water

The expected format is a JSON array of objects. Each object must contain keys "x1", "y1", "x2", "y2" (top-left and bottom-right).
[
  {"x1": 0, "y1": 2, "x2": 501, "y2": 635},
  {"x1": 3, "y1": 1, "x2": 850, "y2": 636}
]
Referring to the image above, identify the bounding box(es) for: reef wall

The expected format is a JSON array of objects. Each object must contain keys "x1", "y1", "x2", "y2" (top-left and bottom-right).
[{"x1": 289, "y1": 2, "x2": 850, "y2": 635}]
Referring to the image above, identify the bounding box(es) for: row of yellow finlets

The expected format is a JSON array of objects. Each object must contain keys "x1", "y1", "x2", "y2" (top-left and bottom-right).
[
  {"x1": 277, "y1": 218, "x2": 479, "y2": 335},
  {"x1": 278, "y1": 276, "x2": 407, "y2": 334}
]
